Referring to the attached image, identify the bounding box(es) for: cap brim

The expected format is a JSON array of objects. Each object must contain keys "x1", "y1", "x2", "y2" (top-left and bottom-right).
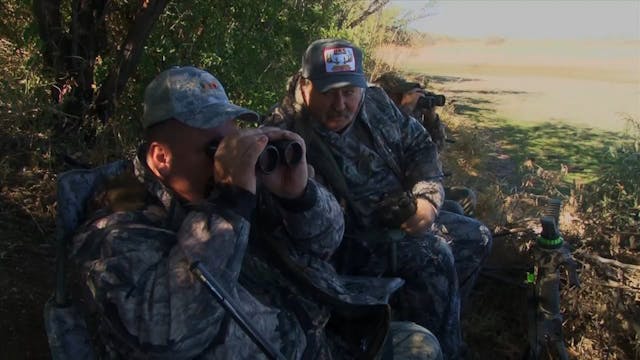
[
  {"x1": 176, "y1": 102, "x2": 259, "y2": 129},
  {"x1": 311, "y1": 74, "x2": 367, "y2": 93}
]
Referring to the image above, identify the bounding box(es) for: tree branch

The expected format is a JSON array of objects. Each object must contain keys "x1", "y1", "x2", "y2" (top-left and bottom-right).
[
  {"x1": 32, "y1": 0, "x2": 66, "y2": 71},
  {"x1": 93, "y1": 0, "x2": 168, "y2": 123},
  {"x1": 347, "y1": 0, "x2": 390, "y2": 28}
]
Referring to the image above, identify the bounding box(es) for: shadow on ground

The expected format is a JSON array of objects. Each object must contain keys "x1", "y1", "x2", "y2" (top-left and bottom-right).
[
  {"x1": 444, "y1": 91, "x2": 638, "y2": 359},
  {"x1": 0, "y1": 193, "x2": 55, "y2": 359}
]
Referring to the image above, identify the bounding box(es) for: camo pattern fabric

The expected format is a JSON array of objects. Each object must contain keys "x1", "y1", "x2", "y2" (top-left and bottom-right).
[
  {"x1": 44, "y1": 298, "x2": 96, "y2": 359},
  {"x1": 431, "y1": 210, "x2": 493, "y2": 310},
  {"x1": 66, "y1": 150, "x2": 442, "y2": 359},
  {"x1": 265, "y1": 79, "x2": 474, "y2": 359},
  {"x1": 67, "y1": 152, "x2": 332, "y2": 359},
  {"x1": 409, "y1": 108, "x2": 447, "y2": 153}
]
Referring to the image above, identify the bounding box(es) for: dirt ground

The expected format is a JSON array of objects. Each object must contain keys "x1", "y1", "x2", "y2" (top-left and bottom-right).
[{"x1": 1, "y1": 196, "x2": 55, "y2": 359}]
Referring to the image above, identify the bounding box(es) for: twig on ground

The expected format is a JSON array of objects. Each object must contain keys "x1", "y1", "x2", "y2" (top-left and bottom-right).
[
  {"x1": 492, "y1": 227, "x2": 531, "y2": 238},
  {"x1": 576, "y1": 251, "x2": 640, "y2": 271},
  {"x1": 592, "y1": 280, "x2": 640, "y2": 293},
  {"x1": 19, "y1": 204, "x2": 45, "y2": 236}
]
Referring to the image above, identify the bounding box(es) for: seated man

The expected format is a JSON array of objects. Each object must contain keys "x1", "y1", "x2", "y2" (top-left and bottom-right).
[
  {"x1": 68, "y1": 66, "x2": 442, "y2": 359},
  {"x1": 374, "y1": 72, "x2": 477, "y2": 217},
  {"x1": 265, "y1": 39, "x2": 493, "y2": 359}
]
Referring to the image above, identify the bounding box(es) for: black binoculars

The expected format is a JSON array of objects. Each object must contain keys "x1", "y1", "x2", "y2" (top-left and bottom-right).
[
  {"x1": 416, "y1": 93, "x2": 446, "y2": 109},
  {"x1": 374, "y1": 191, "x2": 417, "y2": 228},
  {"x1": 206, "y1": 139, "x2": 303, "y2": 174},
  {"x1": 256, "y1": 140, "x2": 303, "y2": 174}
]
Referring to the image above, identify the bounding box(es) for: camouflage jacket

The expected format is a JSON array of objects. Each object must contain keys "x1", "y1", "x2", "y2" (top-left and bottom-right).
[
  {"x1": 264, "y1": 74, "x2": 445, "y2": 238},
  {"x1": 406, "y1": 107, "x2": 447, "y2": 153},
  {"x1": 69, "y1": 148, "x2": 402, "y2": 359}
]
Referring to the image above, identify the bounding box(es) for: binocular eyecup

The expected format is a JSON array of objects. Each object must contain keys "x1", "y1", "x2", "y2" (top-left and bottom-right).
[{"x1": 256, "y1": 140, "x2": 303, "y2": 174}]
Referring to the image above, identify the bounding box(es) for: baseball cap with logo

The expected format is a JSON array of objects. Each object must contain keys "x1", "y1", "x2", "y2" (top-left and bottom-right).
[
  {"x1": 301, "y1": 39, "x2": 367, "y2": 92},
  {"x1": 374, "y1": 72, "x2": 421, "y2": 94},
  {"x1": 141, "y1": 66, "x2": 258, "y2": 129}
]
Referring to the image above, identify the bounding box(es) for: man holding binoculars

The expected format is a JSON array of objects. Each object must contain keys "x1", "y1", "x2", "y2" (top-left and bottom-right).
[{"x1": 64, "y1": 66, "x2": 442, "y2": 359}]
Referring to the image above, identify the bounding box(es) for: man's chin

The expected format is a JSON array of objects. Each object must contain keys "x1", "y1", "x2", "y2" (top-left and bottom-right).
[{"x1": 324, "y1": 117, "x2": 353, "y2": 132}]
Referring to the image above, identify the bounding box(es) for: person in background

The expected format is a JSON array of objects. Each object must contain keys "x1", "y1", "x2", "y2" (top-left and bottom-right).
[{"x1": 375, "y1": 71, "x2": 477, "y2": 217}]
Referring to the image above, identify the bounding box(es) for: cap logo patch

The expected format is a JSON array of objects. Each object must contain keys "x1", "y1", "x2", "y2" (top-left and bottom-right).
[
  {"x1": 201, "y1": 81, "x2": 218, "y2": 90},
  {"x1": 324, "y1": 47, "x2": 356, "y2": 73}
]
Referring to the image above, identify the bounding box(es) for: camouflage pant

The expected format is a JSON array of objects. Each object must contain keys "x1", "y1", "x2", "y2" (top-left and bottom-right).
[
  {"x1": 342, "y1": 212, "x2": 491, "y2": 359},
  {"x1": 433, "y1": 210, "x2": 493, "y2": 311},
  {"x1": 349, "y1": 233, "x2": 461, "y2": 360},
  {"x1": 386, "y1": 321, "x2": 443, "y2": 360}
]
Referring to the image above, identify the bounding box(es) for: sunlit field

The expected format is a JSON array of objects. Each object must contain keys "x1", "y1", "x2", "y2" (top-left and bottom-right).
[{"x1": 375, "y1": 37, "x2": 640, "y2": 132}]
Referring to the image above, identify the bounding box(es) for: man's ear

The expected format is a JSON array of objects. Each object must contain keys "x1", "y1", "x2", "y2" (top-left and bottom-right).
[
  {"x1": 146, "y1": 141, "x2": 172, "y2": 179},
  {"x1": 299, "y1": 77, "x2": 311, "y2": 105}
]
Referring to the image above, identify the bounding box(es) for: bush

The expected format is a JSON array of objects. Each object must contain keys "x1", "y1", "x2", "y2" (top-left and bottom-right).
[{"x1": 578, "y1": 117, "x2": 640, "y2": 239}]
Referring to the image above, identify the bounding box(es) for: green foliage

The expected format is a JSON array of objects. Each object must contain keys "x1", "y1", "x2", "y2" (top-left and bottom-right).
[
  {"x1": 579, "y1": 117, "x2": 640, "y2": 235},
  {"x1": 99, "y1": 0, "x2": 411, "y2": 154},
  {"x1": 2, "y1": 0, "x2": 415, "y2": 163},
  {"x1": 133, "y1": 1, "x2": 345, "y2": 112}
]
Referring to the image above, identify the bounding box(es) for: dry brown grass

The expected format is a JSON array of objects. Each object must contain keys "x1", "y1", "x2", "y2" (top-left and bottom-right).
[{"x1": 375, "y1": 38, "x2": 640, "y2": 133}]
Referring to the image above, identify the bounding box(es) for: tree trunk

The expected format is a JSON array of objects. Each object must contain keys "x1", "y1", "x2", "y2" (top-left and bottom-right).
[
  {"x1": 94, "y1": 0, "x2": 168, "y2": 124},
  {"x1": 33, "y1": 0, "x2": 108, "y2": 132}
]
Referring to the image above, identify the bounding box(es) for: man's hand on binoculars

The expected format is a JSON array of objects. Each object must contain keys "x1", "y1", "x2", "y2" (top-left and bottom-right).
[
  {"x1": 213, "y1": 128, "x2": 269, "y2": 194},
  {"x1": 257, "y1": 127, "x2": 309, "y2": 200},
  {"x1": 213, "y1": 127, "x2": 308, "y2": 198}
]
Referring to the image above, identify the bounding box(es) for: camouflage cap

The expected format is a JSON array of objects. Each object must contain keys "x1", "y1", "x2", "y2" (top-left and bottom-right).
[
  {"x1": 141, "y1": 66, "x2": 258, "y2": 129},
  {"x1": 301, "y1": 39, "x2": 367, "y2": 92},
  {"x1": 374, "y1": 72, "x2": 421, "y2": 94}
]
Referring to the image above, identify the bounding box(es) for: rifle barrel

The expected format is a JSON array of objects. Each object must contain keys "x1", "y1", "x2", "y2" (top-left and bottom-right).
[{"x1": 191, "y1": 262, "x2": 286, "y2": 360}]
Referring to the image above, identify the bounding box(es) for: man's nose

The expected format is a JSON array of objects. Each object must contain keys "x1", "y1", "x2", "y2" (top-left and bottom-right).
[{"x1": 331, "y1": 92, "x2": 346, "y2": 111}]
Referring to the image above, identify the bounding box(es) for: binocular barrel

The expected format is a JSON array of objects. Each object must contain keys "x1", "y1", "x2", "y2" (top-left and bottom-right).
[
  {"x1": 256, "y1": 140, "x2": 303, "y2": 174},
  {"x1": 417, "y1": 94, "x2": 446, "y2": 109},
  {"x1": 206, "y1": 139, "x2": 303, "y2": 175}
]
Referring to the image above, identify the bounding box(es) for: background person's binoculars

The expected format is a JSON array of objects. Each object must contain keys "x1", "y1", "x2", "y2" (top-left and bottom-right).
[
  {"x1": 207, "y1": 139, "x2": 303, "y2": 174},
  {"x1": 416, "y1": 93, "x2": 446, "y2": 109}
]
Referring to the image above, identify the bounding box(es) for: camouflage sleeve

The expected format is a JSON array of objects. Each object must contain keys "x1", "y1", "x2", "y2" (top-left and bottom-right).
[
  {"x1": 419, "y1": 111, "x2": 446, "y2": 153},
  {"x1": 396, "y1": 100, "x2": 445, "y2": 210},
  {"x1": 71, "y1": 198, "x2": 282, "y2": 358},
  {"x1": 273, "y1": 180, "x2": 344, "y2": 260}
]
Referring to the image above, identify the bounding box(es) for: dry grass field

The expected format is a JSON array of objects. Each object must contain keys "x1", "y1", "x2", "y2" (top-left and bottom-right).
[{"x1": 375, "y1": 37, "x2": 640, "y2": 132}]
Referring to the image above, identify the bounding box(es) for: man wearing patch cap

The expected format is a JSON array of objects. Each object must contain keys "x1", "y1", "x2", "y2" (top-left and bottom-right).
[
  {"x1": 265, "y1": 39, "x2": 493, "y2": 359},
  {"x1": 66, "y1": 66, "x2": 443, "y2": 359}
]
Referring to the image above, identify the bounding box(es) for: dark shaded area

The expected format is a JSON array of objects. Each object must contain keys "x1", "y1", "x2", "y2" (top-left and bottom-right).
[
  {"x1": 489, "y1": 119, "x2": 624, "y2": 179},
  {"x1": 0, "y1": 194, "x2": 55, "y2": 359},
  {"x1": 464, "y1": 231, "x2": 534, "y2": 360}
]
